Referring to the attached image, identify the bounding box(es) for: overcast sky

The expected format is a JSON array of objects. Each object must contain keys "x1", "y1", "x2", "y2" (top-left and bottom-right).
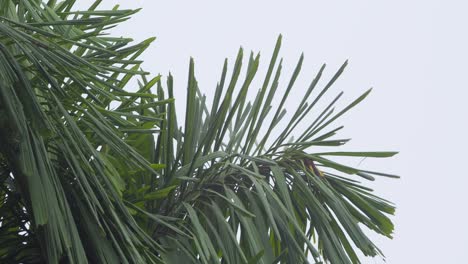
[{"x1": 77, "y1": 1, "x2": 467, "y2": 263}]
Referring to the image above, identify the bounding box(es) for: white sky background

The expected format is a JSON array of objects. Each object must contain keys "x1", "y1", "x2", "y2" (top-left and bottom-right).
[{"x1": 76, "y1": 1, "x2": 467, "y2": 263}]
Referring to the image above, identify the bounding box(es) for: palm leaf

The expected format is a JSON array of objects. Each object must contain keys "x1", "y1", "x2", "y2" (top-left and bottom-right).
[
  {"x1": 143, "y1": 36, "x2": 398, "y2": 264},
  {"x1": 0, "y1": 1, "x2": 164, "y2": 263}
]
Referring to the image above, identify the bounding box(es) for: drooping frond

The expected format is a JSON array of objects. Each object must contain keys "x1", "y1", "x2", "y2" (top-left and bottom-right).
[{"x1": 0, "y1": 1, "x2": 163, "y2": 263}]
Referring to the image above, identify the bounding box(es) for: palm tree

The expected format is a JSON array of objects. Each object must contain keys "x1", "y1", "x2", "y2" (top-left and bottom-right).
[{"x1": 0, "y1": 1, "x2": 398, "y2": 263}]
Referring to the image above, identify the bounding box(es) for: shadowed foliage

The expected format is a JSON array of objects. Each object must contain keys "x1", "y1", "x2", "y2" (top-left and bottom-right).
[{"x1": 0, "y1": 1, "x2": 398, "y2": 263}]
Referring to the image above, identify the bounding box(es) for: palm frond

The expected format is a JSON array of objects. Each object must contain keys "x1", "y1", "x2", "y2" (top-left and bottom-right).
[
  {"x1": 139, "y1": 36, "x2": 398, "y2": 264},
  {"x1": 0, "y1": 1, "x2": 163, "y2": 263}
]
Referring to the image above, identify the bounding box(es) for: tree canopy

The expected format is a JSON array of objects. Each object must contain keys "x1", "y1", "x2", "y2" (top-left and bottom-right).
[{"x1": 0, "y1": 1, "x2": 398, "y2": 263}]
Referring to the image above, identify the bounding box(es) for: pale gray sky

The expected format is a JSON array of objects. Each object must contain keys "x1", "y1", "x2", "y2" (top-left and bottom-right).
[{"x1": 76, "y1": 1, "x2": 467, "y2": 263}]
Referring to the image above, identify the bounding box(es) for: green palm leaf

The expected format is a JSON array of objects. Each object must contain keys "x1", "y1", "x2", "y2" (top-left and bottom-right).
[
  {"x1": 142, "y1": 36, "x2": 398, "y2": 264},
  {"x1": 0, "y1": 1, "x2": 163, "y2": 263}
]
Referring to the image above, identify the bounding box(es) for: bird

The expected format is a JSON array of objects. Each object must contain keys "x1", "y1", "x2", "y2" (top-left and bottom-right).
[{"x1": 303, "y1": 158, "x2": 324, "y2": 177}]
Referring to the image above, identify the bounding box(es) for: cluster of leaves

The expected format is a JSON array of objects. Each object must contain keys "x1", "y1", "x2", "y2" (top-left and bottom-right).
[
  {"x1": 0, "y1": 0, "x2": 162, "y2": 262},
  {"x1": 143, "y1": 42, "x2": 398, "y2": 264},
  {"x1": 0, "y1": 1, "x2": 398, "y2": 263}
]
